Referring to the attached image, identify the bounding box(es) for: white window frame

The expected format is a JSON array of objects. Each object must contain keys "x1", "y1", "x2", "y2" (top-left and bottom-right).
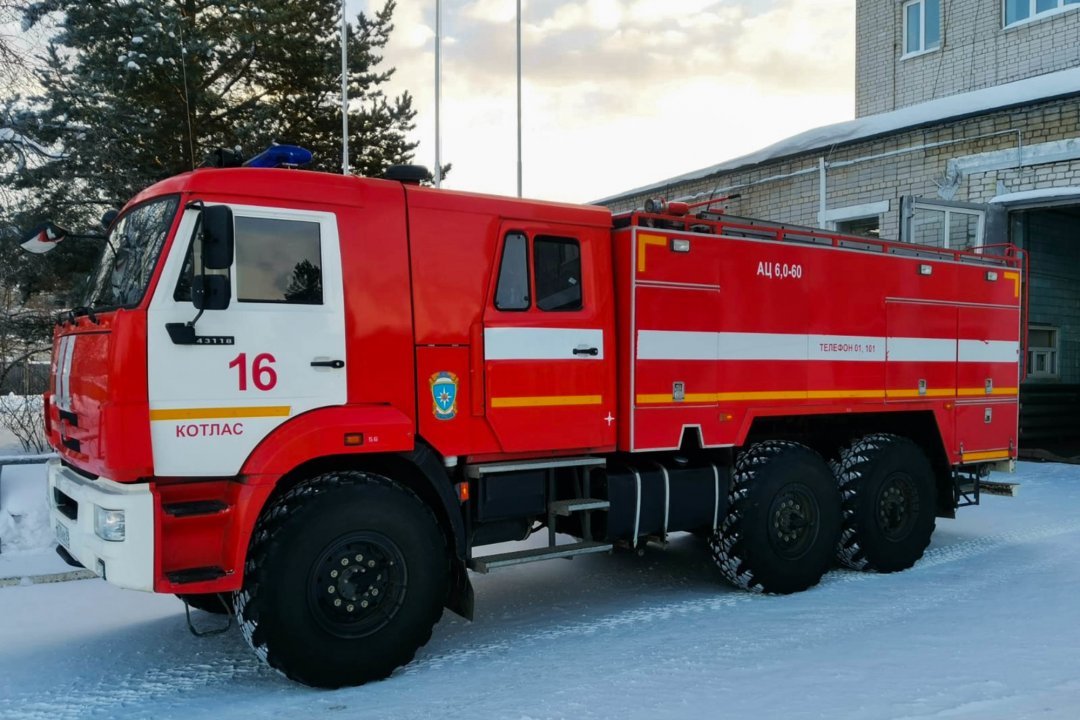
[
  {"x1": 1003, "y1": 0, "x2": 1080, "y2": 28},
  {"x1": 1027, "y1": 325, "x2": 1059, "y2": 380},
  {"x1": 823, "y1": 200, "x2": 890, "y2": 236},
  {"x1": 902, "y1": 0, "x2": 941, "y2": 58},
  {"x1": 910, "y1": 202, "x2": 986, "y2": 250}
]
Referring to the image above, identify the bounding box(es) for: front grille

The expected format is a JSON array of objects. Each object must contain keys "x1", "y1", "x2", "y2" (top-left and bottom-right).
[{"x1": 54, "y1": 488, "x2": 78, "y2": 520}]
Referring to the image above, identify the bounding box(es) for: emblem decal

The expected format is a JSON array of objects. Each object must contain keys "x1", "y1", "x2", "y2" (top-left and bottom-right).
[{"x1": 429, "y1": 371, "x2": 459, "y2": 421}]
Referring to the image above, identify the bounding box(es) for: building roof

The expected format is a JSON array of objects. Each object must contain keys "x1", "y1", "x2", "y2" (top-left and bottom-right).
[{"x1": 597, "y1": 67, "x2": 1080, "y2": 205}]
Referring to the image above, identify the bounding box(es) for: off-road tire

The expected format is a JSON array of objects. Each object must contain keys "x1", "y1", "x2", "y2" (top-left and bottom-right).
[
  {"x1": 833, "y1": 433, "x2": 936, "y2": 572},
  {"x1": 234, "y1": 471, "x2": 448, "y2": 688},
  {"x1": 177, "y1": 592, "x2": 233, "y2": 615},
  {"x1": 709, "y1": 440, "x2": 841, "y2": 594}
]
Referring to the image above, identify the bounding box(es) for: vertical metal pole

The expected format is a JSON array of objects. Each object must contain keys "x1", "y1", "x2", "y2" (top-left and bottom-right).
[
  {"x1": 434, "y1": 0, "x2": 442, "y2": 187},
  {"x1": 817, "y1": 156, "x2": 827, "y2": 227},
  {"x1": 516, "y1": 0, "x2": 522, "y2": 198},
  {"x1": 341, "y1": 1, "x2": 349, "y2": 175}
]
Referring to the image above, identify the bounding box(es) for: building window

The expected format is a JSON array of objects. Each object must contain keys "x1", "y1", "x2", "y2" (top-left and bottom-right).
[
  {"x1": 1027, "y1": 325, "x2": 1059, "y2": 379},
  {"x1": 910, "y1": 203, "x2": 985, "y2": 250},
  {"x1": 835, "y1": 216, "x2": 881, "y2": 239},
  {"x1": 903, "y1": 0, "x2": 941, "y2": 55},
  {"x1": 1005, "y1": 0, "x2": 1080, "y2": 26}
]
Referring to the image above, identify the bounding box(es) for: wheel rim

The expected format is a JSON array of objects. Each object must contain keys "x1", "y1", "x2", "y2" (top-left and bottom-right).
[
  {"x1": 767, "y1": 483, "x2": 820, "y2": 560},
  {"x1": 875, "y1": 472, "x2": 919, "y2": 541},
  {"x1": 307, "y1": 531, "x2": 408, "y2": 638}
]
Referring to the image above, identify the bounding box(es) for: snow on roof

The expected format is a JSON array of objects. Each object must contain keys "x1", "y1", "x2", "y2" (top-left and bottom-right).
[
  {"x1": 598, "y1": 67, "x2": 1080, "y2": 205},
  {"x1": 990, "y1": 187, "x2": 1080, "y2": 205}
]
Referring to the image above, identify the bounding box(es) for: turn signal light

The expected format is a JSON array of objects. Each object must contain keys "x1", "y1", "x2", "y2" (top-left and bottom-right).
[{"x1": 344, "y1": 433, "x2": 364, "y2": 446}]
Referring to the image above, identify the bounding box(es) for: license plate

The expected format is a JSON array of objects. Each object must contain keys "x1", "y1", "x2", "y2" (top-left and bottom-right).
[{"x1": 56, "y1": 521, "x2": 70, "y2": 549}]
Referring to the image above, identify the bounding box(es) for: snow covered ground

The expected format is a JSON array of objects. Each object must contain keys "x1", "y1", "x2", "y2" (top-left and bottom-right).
[{"x1": 1, "y1": 461, "x2": 1079, "y2": 719}]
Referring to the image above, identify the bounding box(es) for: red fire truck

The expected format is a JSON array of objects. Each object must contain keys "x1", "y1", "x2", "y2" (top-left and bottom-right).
[{"x1": 40, "y1": 147, "x2": 1023, "y2": 687}]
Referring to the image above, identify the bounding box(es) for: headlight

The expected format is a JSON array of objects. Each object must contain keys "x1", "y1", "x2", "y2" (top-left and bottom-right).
[{"x1": 94, "y1": 506, "x2": 126, "y2": 542}]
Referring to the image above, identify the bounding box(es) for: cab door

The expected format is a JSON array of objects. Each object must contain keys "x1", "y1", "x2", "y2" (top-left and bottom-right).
[
  {"x1": 146, "y1": 204, "x2": 347, "y2": 476},
  {"x1": 482, "y1": 225, "x2": 616, "y2": 453}
]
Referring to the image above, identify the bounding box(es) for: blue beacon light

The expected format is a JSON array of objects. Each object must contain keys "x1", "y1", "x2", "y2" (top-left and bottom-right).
[{"x1": 243, "y1": 144, "x2": 314, "y2": 169}]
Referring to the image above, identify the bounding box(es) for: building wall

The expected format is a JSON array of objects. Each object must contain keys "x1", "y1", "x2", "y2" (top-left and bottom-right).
[
  {"x1": 855, "y1": 0, "x2": 1080, "y2": 117},
  {"x1": 605, "y1": 97, "x2": 1080, "y2": 245}
]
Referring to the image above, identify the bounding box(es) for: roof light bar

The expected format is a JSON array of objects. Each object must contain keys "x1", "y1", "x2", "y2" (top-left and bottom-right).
[{"x1": 243, "y1": 144, "x2": 313, "y2": 169}]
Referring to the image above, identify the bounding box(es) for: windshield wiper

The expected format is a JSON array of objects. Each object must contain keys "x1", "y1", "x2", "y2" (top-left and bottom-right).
[{"x1": 67, "y1": 306, "x2": 100, "y2": 325}]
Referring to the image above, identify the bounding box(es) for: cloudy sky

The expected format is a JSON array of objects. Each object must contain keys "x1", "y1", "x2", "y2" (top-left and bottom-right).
[{"x1": 349, "y1": 0, "x2": 856, "y2": 203}]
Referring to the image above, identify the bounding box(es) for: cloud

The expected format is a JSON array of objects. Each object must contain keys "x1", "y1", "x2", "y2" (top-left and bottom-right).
[{"x1": 352, "y1": 0, "x2": 854, "y2": 202}]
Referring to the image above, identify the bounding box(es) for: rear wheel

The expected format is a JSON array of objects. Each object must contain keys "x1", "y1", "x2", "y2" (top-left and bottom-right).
[
  {"x1": 833, "y1": 433, "x2": 936, "y2": 572},
  {"x1": 234, "y1": 471, "x2": 448, "y2": 688},
  {"x1": 709, "y1": 440, "x2": 841, "y2": 594}
]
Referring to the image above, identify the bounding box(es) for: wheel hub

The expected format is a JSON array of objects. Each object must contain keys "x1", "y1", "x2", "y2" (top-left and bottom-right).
[
  {"x1": 876, "y1": 472, "x2": 919, "y2": 541},
  {"x1": 767, "y1": 484, "x2": 820, "y2": 560},
  {"x1": 308, "y1": 531, "x2": 407, "y2": 638}
]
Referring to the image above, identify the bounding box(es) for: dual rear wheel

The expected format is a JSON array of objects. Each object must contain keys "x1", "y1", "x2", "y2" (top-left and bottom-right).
[{"x1": 709, "y1": 435, "x2": 936, "y2": 594}]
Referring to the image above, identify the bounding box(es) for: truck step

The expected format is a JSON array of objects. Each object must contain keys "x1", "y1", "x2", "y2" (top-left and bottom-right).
[
  {"x1": 468, "y1": 541, "x2": 612, "y2": 573},
  {"x1": 166, "y1": 566, "x2": 226, "y2": 584},
  {"x1": 549, "y1": 498, "x2": 610, "y2": 516}
]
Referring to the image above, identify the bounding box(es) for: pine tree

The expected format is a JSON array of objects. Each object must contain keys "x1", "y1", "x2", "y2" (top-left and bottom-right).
[{"x1": 9, "y1": 0, "x2": 418, "y2": 231}]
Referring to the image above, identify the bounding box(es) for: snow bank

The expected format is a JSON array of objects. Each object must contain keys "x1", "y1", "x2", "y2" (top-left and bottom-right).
[{"x1": 0, "y1": 463, "x2": 52, "y2": 555}]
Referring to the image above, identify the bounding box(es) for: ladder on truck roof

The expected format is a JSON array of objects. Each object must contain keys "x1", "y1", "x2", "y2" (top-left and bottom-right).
[{"x1": 615, "y1": 210, "x2": 1023, "y2": 270}]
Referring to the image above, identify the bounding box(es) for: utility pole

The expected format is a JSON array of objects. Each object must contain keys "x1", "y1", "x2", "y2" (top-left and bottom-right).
[
  {"x1": 516, "y1": 0, "x2": 522, "y2": 197},
  {"x1": 341, "y1": 1, "x2": 349, "y2": 175},
  {"x1": 434, "y1": 0, "x2": 443, "y2": 187}
]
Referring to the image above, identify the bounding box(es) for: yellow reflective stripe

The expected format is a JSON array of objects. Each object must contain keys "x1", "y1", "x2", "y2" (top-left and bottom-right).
[
  {"x1": 957, "y1": 387, "x2": 1019, "y2": 397},
  {"x1": 491, "y1": 395, "x2": 602, "y2": 408},
  {"x1": 637, "y1": 390, "x2": 885, "y2": 404},
  {"x1": 150, "y1": 406, "x2": 291, "y2": 421},
  {"x1": 635, "y1": 387, "x2": 1020, "y2": 405},
  {"x1": 637, "y1": 234, "x2": 667, "y2": 273},
  {"x1": 961, "y1": 450, "x2": 1011, "y2": 462},
  {"x1": 885, "y1": 389, "x2": 956, "y2": 398}
]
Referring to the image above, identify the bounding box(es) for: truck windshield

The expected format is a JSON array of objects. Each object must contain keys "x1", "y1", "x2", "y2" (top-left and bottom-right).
[{"x1": 85, "y1": 195, "x2": 181, "y2": 309}]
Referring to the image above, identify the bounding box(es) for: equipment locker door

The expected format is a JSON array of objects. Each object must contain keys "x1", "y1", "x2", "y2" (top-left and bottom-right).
[
  {"x1": 482, "y1": 226, "x2": 616, "y2": 453},
  {"x1": 146, "y1": 204, "x2": 347, "y2": 476}
]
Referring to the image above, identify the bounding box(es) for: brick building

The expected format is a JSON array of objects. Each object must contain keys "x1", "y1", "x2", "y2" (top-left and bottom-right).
[{"x1": 599, "y1": 0, "x2": 1080, "y2": 452}]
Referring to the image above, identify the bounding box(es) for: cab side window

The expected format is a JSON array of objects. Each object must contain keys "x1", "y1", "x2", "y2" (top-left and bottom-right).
[
  {"x1": 534, "y1": 236, "x2": 582, "y2": 311},
  {"x1": 235, "y1": 217, "x2": 323, "y2": 304},
  {"x1": 173, "y1": 215, "x2": 323, "y2": 305},
  {"x1": 495, "y1": 232, "x2": 530, "y2": 311}
]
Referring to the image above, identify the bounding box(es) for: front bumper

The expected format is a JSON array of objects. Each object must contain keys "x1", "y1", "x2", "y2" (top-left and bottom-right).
[{"x1": 47, "y1": 459, "x2": 155, "y2": 591}]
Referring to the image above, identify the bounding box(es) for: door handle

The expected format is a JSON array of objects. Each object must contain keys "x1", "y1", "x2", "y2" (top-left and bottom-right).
[
  {"x1": 573, "y1": 346, "x2": 599, "y2": 356},
  {"x1": 311, "y1": 359, "x2": 345, "y2": 369}
]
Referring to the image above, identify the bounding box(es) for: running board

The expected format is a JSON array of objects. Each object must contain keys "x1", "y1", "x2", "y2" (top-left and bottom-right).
[
  {"x1": 468, "y1": 541, "x2": 612, "y2": 573},
  {"x1": 549, "y1": 498, "x2": 609, "y2": 516}
]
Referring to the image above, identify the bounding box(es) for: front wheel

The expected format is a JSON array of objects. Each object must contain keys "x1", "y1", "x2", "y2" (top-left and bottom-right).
[
  {"x1": 235, "y1": 471, "x2": 449, "y2": 688},
  {"x1": 709, "y1": 440, "x2": 841, "y2": 594}
]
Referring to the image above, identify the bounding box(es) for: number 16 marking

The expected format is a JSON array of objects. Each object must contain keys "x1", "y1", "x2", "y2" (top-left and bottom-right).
[{"x1": 229, "y1": 352, "x2": 278, "y2": 391}]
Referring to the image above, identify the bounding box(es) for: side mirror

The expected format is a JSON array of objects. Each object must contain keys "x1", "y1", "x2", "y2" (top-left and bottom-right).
[
  {"x1": 201, "y1": 205, "x2": 234, "y2": 270},
  {"x1": 192, "y1": 274, "x2": 231, "y2": 311}
]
